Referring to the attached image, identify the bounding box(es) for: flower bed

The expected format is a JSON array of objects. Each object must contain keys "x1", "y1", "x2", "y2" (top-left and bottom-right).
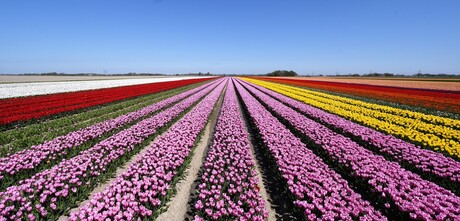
[
  {"x1": 0, "y1": 77, "x2": 216, "y2": 126},
  {"x1": 234, "y1": 80, "x2": 385, "y2": 220},
  {"x1": 255, "y1": 77, "x2": 460, "y2": 114},
  {"x1": 243, "y1": 78, "x2": 460, "y2": 159},
  {"x1": 192, "y1": 80, "x2": 267, "y2": 220},
  {"x1": 0, "y1": 79, "x2": 222, "y2": 191},
  {"x1": 243, "y1": 79, "x2": 460, "y2": 194},
  {"x1": 0, "y1": 80, "x2": 225, "y2": 220},
  {"x1": 239, "y1": 79, "x2": 460, "y2": 220},
  {"x1": 68, "y1": 79, "x2": 227, "y2": 221}
]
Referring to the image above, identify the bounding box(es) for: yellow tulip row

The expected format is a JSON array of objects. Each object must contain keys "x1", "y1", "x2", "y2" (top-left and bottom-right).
[
  {"x1": 242, "y1": 78, "x2": 460, "y2": 140},
  {"x1": 248, "y1": 78, "x2": 459, "y2": 130},
  {"x1": 242, "y1": 77, "x2": 460, "y2": 158}
]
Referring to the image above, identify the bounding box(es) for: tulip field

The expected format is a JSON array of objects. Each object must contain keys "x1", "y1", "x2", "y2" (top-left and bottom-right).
[{"x1": 0, "y1": 76, "x2": 459, "y2": 220}]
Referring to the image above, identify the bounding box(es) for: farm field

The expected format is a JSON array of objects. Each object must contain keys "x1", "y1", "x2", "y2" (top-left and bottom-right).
[
  {"x1": 1, "y1": 76, "x2": 460, "y2": 220},
  {"x1": 272, "y1": 76, "x2": 460, "y2": 91},
  {"x1": 0, "y1": 76, "x2": 208, "y2": 99},
  {"x1": 257, "y1": 77, "x2": 460, "y2": 115},
  {"x1": 0, "y1": 77, "x2": 213, "y2": 126}
]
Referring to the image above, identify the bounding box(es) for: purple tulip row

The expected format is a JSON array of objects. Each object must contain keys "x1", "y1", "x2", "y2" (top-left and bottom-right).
[
  {"x1": 0, "y1": 79, "x2": 222, "y2": 188},
  {"x1": 233, "y1": 80, "x2": 385, "y2": 220},
  {"x1": 0, "y1": 80, "x2": 227, "y2": 220},
  {"x1": 246, "y1": 80, "x2": 460, "y2": 186},
  {"x1": 68, "y1": 79, "x2": 227, "y2": 221},
  {"x1": 238, "y1": 79, "x2": 460, "y2": 220},
  {"x1": 192, "y1": 80, "x2": 267, "y2": 221}
]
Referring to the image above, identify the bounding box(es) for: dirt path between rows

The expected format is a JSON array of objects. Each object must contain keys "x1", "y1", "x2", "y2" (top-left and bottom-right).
[
  {"x1": 59, "y1": 81, "x2": 277, "y2": 220},
  {"x1": 57, "y1": 131, "x2": 164, "y2": 220},
  {"x1": 247, "y1": 131, "x2": 278, "y2": 221},
  {"x1": 58, "y1": 88, "x2": 222, "y2": 221},
  {"x1": 239, "y1": 99, "x2": 278, "y2": 221},
  {"x1": 156, "y1": 83, "x2": 227, "y2": 220}
]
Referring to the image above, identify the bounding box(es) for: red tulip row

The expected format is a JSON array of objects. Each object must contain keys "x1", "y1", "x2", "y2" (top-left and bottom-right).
[
  {"x1": 0, "y1": 79, "x2": 222, "y2": 191},
  {"x1": 0, "y1": 77, "x2": 215, "y2": 126},
  {"x1": 254, "y1": 77, "x2": 460, "y2": 114},
  {"x1": 0, "y1": 79, "x2": 224, "y2": 220}
]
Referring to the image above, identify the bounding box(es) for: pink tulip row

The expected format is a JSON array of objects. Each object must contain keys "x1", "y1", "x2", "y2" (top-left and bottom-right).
[
  {"x1": 68, "y1": 79, "x2": 227, "y2": 221},
  {"x1": 192, "y1": 80, "x2": 267, "y2": 221},
  {"x1": 246, "y1": 81, "x2": 460, "y2": 186},
  {"x1": 0, "y1": 79, "x2": 222, "y2": 190},
  {"x1": 0, "y1": 80, "x2": 226, "y2": 220},
  {"x1": 238, "y1": 79, "x2": 460, "y2": 220},
  {"x1": 234, "y1": 80, "x2": 385, "y2": 220}
]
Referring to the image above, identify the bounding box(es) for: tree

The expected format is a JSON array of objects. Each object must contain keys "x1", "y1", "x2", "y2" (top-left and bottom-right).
[{"x1": 266, "y1": 70, "x2": 298, "y2": 76}]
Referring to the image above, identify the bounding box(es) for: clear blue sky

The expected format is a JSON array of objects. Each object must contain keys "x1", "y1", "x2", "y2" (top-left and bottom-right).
[{"x1": 1, "y1": 0, "x2": 459, "y2": 75}]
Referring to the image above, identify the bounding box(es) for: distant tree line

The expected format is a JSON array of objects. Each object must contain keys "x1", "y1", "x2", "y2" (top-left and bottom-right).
[
  {"x1": 413, "y1": 73, "x2": 460, "y2": 78},
  {"x1": 4, "y1": 71, "x2": 458, "y2": 78},
  {"x1": 324, "y1": 72, "x2": 459, "y2": 78},
  {"x1": 266, "y1": 70, "x2": 298, "y2": 76},
  {"x1": 182, "y1": 72, "x2": 212, "y2": 76}
]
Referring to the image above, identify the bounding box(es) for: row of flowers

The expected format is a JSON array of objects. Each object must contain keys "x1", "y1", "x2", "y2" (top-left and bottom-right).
[
  {"x1": 0, "y1": 77, "x2": 206, "y2": 99},
  {"x1": 0, "y1": 80, "x2": 226, "y2": 220},
  {"x1": 0, "y1": 80, "x2": 221, "y2": 191},
  {"x1": 0, "y1": 77, "x2": 215, "y2": 126},
  {"x1": 253, "y1": 78, "x2": 460, "y2": 130},
  {"x1": 192, "y1": 80, "x2": 267, "y2": 220},
  {"x1": 255, "y1": 77, "x2": 460, "y2": 115},
  {"x1": 68, "y1": 79, "x2": 227, "y2": 221},
  {"x1": 0, "y1": 83, "x2": 200, "y2": 157},
  {"x1": 251, "y1": 78, "x2": 460, "y2": 134},
  {"x1": 244, "y1": 79, "x2": 460, "y2": 192},
  {"x1": 234, "y1": 80, "x2": 385, "y2": 220},
  {"x1": 239, "y1": 79, "x2": 460, "y2": 220},
  {"x1": 243, "y1": 78, "x2": 460, "y2": 159}
]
